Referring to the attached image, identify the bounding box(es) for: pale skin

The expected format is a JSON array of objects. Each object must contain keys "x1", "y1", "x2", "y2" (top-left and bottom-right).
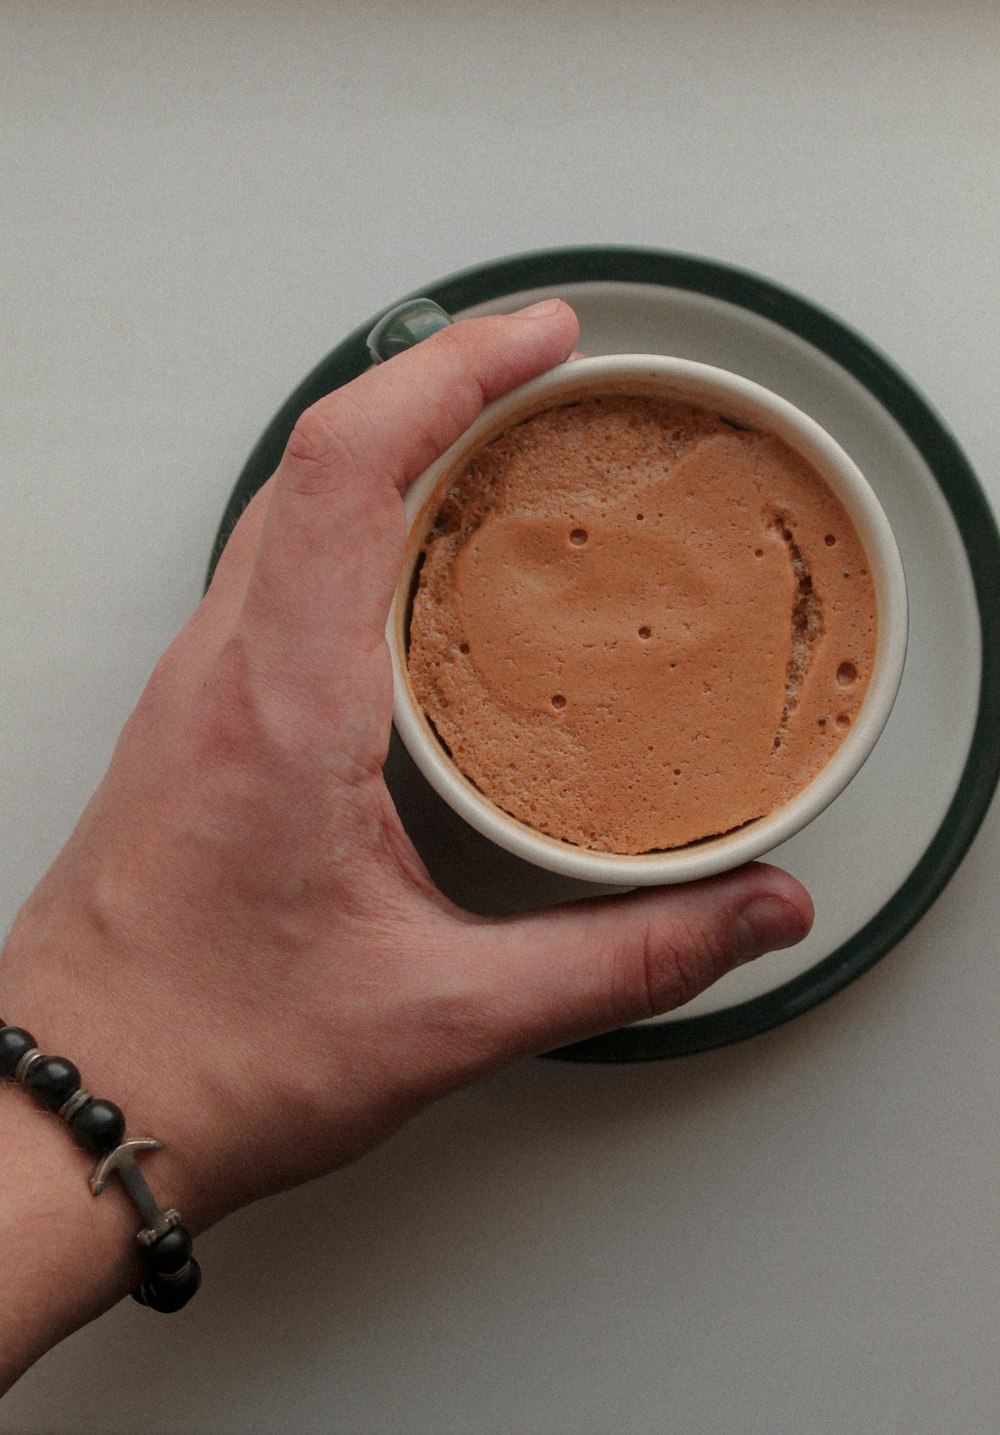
[{"x1": 0, "y1": 301, "x2": 812, "y2": 1393}]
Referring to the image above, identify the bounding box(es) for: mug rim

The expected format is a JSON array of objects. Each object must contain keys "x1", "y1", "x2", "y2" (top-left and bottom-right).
[{"x1": 388, "y1": 353, "x2": 908, "y2": 885}]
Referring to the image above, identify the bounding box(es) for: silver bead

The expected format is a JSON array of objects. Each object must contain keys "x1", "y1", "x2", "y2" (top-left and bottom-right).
[
  {"x1": 137, "y1": 1209, "x2": 181, "y2": 1247},
  {"x1": 14, "y1": 1048, "x2": 43, "y2": 1083},
  {"x1": 58, "y1": 1088, "x2": 93, "y2": 1123}
]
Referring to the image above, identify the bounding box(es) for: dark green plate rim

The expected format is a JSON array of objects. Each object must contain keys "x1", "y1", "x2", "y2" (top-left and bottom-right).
[{"x1": 209, "y1": 244, "x2": 1000, "y2": 1063}]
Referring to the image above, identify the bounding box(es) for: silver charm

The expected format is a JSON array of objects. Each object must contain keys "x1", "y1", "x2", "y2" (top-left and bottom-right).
[{"x1": 90, "y1": 1136, "x2": 179, "y2": 1243}]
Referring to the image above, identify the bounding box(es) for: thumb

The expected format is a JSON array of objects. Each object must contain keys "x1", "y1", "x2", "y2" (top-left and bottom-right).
[{"x1": 471, "y1": 863, "x2": 813, "y2": 1059}]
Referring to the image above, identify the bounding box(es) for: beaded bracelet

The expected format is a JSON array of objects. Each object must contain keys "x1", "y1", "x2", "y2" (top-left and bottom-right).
[{"x1": 0, "y1": 1019, "x2": 200, "y2": 1313}]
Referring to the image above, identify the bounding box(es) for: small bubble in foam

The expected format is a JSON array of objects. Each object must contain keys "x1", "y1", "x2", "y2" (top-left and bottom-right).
[
  {"x1": 569, "y1": 528, "x2": 588, "y2": 546},
  {"x1": 754, "y1": 547, "x2": 764, "y2": 558},
  {"x1": 638, "y1": 626, "x2": 651, "y2": 640},
  {"x1": 836, "y1": 714, "x2": 851, "y2": 729},
  {"x1": 636, "y1": 512, "x2": 644, "y2": 522},
  {"x1": 550, "y1": 693, "x2": 566, "y2": 710},
  {"x1": 817, "y1": 716, "x2": 828, "y2": 727},
  {"x1": 836, "y1": 661, "x2": 857, "y2": 686},
  {"x1": 825, "y1": 534, "x2": 837, "y2": 547},
  {"x1": 459, "y1": 642, "x2": 470, "y2": 655}
]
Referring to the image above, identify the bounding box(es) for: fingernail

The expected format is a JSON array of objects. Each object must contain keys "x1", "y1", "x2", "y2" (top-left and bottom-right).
[
  {"x1": 512, "y1": 299, "x2": 563, "y2": 319},
  {"x1": 736, "y1": 894, "x2": 810, "y2": 963}
]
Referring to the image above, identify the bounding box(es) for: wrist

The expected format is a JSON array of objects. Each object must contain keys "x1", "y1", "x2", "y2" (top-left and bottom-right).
[
  {"x1": 0, "y1": 882, "x2": 229, "y2": 1389},
  {"x1": 1, "y1": 888, "x2": 229, "y2": 1233},
  {"x1": 0, "y1": 985, "x2": 211, "y2": 1388},
  {"x1": 0, "y1": 1079, "x2": 138, "y2": 1393}
]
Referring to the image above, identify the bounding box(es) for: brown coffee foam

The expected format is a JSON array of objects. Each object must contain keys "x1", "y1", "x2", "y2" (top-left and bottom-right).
[{"x1": 406, "y1": 394, "x2": 876, "y2": 854}]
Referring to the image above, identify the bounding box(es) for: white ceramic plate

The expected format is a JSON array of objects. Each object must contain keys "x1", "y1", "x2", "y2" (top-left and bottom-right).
[{"x1": 212, "y1": 248, "x2": 1000, "y2": 1060}]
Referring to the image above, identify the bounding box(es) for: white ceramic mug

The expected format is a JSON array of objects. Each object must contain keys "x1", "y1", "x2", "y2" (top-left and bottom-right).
[{"x1": 376, "y1": 302, "x2": 908, "y2": 886}]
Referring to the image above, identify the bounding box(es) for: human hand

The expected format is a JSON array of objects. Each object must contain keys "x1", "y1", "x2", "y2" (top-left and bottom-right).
[{"x1": 1, "y1": 301, "x2": 812, "y2": 1245}]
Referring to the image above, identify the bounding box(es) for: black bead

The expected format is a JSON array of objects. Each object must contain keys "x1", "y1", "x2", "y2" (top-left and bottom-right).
[
  {"x1": 23, "y1": 1055, "x2": 80, "y2": 1111},
  {"x1": 68, "y1": 1097, "x2": 126, "y2": 1154},
  {"x1": 138, "y1": 1257, "x2": 202, "y2": 1313},
  {"x1": 0, "y1": 1026, "x2": 36, "y2": 1077},
  {"x1": 145, "y1": 1224, "x2": 193, "y2": 1274}
]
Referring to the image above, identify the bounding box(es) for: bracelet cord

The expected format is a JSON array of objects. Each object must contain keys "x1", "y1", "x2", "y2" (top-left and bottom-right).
[{"x1": 0, "y1": 1020, "x2": 200, "y2": 1313}]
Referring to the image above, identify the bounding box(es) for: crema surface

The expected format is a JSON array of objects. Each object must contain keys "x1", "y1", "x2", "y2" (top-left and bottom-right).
[{"x1": 407, "y1": 395, "x2": 876, "y2": 853}]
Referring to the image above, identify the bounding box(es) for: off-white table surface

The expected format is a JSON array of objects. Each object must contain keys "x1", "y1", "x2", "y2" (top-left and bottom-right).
[{"x1": 2, "y1": 4, "x2": 999, "y2": 1432}]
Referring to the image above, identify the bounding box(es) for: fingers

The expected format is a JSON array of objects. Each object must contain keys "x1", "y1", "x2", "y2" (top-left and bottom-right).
[
  {"x1": 465, "y1": 864, "x2": 813, "y2": 1061},
  {"x1": 239, "y1": 301, "x2": 580, "y2": 676}
]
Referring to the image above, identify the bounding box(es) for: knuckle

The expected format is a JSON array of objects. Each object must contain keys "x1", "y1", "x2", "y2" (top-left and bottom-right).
[
  {"x1": 283, "y1": 405, "x2": 333, "y2": 474},
  {"x1": 623, "y1": 915, "x2": 735, "y2": 1018},
  {"x1": 283, "y1": 395, "x2": 373, "y2": 496}
]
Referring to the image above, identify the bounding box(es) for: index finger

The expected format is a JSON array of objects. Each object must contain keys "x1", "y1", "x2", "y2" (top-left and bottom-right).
[{"x1": 238, "y1": 301, "x2": 580, "y2": 672}]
